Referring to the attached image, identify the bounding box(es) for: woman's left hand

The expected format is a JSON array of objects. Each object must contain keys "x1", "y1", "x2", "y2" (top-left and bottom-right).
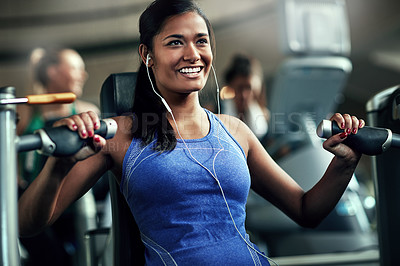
[{"x1": 322, "y1": 113, "x2": 365, "y2": 162}]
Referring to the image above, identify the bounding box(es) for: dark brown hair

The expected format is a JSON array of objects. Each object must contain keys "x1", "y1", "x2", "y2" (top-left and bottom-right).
[{"x1": 132, "y1": 0, "x2": 215, "y2": 151}]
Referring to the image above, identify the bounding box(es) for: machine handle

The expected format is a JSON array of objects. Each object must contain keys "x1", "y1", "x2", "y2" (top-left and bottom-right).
[
  {"x1": 316, "y1": 119, "x2": 394, "y2": 155},
  {"x1": 18, "y1": 118, "x2": 117, "y2": 156},
  {"x1": 26, "y1": 93, "x2": 76, "y2": 104},
  {"x1": 1, "y1": 92, "x2": 76, "y2": 105}
]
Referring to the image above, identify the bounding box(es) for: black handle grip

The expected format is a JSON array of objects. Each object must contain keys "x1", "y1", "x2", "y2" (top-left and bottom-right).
[
  {"x1": 44, "y1": 118, "x2": 117, "y2": 157},
  {"x1": 316, "y1": 120, "x2": 392, "y2": 155},
  {"x1": 18, "y1": 118, "x2": 117, "y2": 156}
]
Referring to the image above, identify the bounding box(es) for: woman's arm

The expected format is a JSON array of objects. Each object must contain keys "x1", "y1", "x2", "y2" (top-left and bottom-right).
[
  {"x1": 233, "y1": 113, "x2": 364, "y2": 228},
  {"x1": 18, "y1": 111, "x2": 110, "y2": 236}
]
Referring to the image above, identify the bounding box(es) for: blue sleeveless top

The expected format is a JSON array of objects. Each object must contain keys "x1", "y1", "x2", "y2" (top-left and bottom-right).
[{"x1": 121, "y1": 109, "x2": 270, "y2": 265}]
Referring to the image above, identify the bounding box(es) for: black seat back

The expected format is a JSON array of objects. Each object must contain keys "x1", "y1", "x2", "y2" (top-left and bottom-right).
[{"x1": 100, "y1": 72, "x2": 145, "y2": 266}]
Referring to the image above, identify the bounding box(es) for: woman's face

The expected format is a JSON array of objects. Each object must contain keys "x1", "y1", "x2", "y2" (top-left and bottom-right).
[{"x1": 150, "y1": 12, "x2": 213, "y2": 98}]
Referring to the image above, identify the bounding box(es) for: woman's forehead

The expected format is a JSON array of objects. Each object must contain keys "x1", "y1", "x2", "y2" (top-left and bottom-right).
[{"x1": 158, "y1": 12, "x2": 208, "y2": 37}]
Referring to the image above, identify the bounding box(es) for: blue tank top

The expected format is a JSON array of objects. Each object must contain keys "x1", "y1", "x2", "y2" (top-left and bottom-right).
[{"x1": 121, "y1": 109, "x2": 270, "y2": 265}]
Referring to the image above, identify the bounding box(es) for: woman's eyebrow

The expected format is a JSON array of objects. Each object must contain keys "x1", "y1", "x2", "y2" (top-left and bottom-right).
[
  {"x1": 163, "y1": 34, "x2": 183, "y2": 41},
  {"x1": 163, "y1": 33, "x2": 209, "y2": 41}
]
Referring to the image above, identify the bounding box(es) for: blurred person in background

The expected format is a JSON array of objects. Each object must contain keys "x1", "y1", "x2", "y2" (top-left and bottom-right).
[
  {"x1": 17, "y1": 47, "x2": 100, "y2": 266},
  {"x1": 17, "y1": 47, "x2": 99, "y2": 139},
  {"x1": 221, "y1": 54, "x2": 270, "y2": 139}
]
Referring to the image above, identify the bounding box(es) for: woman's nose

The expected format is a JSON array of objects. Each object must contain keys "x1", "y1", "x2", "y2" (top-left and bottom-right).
[{"x1": 183, "y1": 43, "x2": 200, "y2": 63}]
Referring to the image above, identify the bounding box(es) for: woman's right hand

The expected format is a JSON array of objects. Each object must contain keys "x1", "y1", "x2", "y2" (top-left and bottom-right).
[{"x1": 52, "y1": 111, "x2": 107, "y2": 162}]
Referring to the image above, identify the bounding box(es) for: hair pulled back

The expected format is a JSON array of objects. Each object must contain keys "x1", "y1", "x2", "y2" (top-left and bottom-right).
[{"x1": 132, "y1": 0, "x2": 214, "y2": 152}]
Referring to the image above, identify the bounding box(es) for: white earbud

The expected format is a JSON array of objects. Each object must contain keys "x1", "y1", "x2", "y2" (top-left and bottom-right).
[
  {"x1": 145, "y1": 53, "x2": 172, "y2": 113},
  {"x1": 146, "y1": 54, "x2": 151, "y2": 66}
]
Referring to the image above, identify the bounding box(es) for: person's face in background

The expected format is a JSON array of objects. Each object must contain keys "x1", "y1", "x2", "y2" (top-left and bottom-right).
[
  {"x1": 230, "y1": 74, "x2": 262, "y2": 114},
  {"x1": 47, "y1": 49, "x2": 87, "y2": 97}
]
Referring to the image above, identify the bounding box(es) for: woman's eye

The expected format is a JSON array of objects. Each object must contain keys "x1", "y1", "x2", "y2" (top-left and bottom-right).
[
  {"x1": 167, "y1": 40, "x2": 183, "y2": 46},
  {"x1": 197, "y1": 38, "x2": 208, "y2": 45}
]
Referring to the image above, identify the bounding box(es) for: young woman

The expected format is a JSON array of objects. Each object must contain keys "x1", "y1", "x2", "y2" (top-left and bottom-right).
[{"x1": 18, "y1": 0, "x2": 364, "y2": 265}]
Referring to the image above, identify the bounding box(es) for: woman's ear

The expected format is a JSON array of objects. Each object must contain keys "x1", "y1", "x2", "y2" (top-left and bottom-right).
[{"x1": 139, "y1": 44, "x2": 152, "y2": 67}]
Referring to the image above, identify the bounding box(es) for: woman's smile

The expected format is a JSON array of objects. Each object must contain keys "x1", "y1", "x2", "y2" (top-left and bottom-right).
[{"x1": 178, "y1": 66, "x2": 204, "y2": 78}]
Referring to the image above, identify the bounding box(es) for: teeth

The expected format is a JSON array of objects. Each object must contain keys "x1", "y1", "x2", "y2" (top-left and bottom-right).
[{"x1": 179, "y1": 67, "x2": 201, "y2": 73}]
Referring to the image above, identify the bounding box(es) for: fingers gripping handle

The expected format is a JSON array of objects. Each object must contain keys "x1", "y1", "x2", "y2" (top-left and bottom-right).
[
  {"x1": 316, "y1": 120, "x2": 392, "y2": 155},
  {"x1": 28, "y1": 118, "x2": 117, "y2": 157}
]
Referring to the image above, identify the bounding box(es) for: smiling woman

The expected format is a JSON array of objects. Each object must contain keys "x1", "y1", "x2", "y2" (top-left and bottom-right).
[
  {"x1": 133, "y1": 1, "x2": 216, "y2": 151},
  {"x1": 18, "y1": 0, "x2": 366, "y2": 265}
]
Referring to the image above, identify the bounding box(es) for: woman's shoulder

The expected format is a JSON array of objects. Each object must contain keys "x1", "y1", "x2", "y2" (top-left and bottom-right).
[
  {"x1": 105, "y1": 115, "x2": 133, "y2": 142},
  {"x1": 215, "y1": 113, "x2": 247, "y2": 132},
  {"x1": 113, "y1": 115, "x2": 134, "y2": 132},
  {"x1": 215, "y1": 113, "x2": 254, "y2": 154},
  {"x1": 103, "y1": 115, "x2": 134, "y2": 177}
]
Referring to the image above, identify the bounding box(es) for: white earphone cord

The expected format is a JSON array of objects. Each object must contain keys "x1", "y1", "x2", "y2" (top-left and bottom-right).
[{"x1": 146, "y1": 61, "x2": 277, "y2": 266}]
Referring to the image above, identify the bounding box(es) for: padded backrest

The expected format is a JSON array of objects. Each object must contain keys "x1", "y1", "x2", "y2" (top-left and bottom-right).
[
  {"x1": 100, "y1": 72, "x2": 145, "y2": 266},
  {"x1": 101, "y1": 72, "x2": 137, "y2": 117}
]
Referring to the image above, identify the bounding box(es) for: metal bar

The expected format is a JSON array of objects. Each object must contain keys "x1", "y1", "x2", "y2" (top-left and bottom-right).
[
  {"x1": 0, "y1": 86, "x2": 20, "y2": 266},
  {"x1": 0, "y1": 98, "x2": 28, "y2": 105}
]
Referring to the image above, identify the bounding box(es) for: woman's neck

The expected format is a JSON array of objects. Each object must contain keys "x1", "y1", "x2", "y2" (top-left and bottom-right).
[
  {"x1": 165, "y1": 94, "x2": 209, "y2": 139},
  {"x1": 163, "y1": 91, "x2": 203, "y2": 118}
]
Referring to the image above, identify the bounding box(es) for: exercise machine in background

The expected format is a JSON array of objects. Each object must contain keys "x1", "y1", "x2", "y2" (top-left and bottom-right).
[
  {"x1": 246, "y1": 0, "x2": 379, "y2": 262},
  {"x1": 366, "y1": 85, "x2": 400, "y2": 266},
  {"x1": 0, "y1": 87, "x2": 116, "y2": 266}
]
